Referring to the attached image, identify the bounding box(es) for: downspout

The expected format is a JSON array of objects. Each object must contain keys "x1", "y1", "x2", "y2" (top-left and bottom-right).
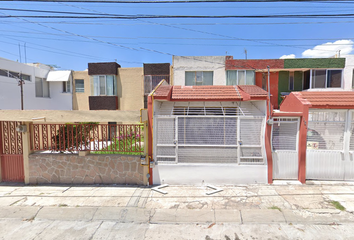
[
  {"x1": 266, "y1": 66, "x2": 273, "y2": 125},
  {"x1": 265, "y1": 66, "x2": 274, "y2": 184}
]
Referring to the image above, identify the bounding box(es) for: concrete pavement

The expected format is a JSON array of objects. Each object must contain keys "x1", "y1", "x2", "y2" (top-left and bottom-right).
[{"x1": 1, "y1": 181, "x2": 354, "y2": 239}]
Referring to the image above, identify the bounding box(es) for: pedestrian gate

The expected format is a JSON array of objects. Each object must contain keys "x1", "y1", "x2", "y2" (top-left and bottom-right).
[
  {"x1": 0, "y1": 121, "x2": 24, "y2": 182},
  {"x1": 271, "y1": 118, "x2": 299, "y2": 180}
]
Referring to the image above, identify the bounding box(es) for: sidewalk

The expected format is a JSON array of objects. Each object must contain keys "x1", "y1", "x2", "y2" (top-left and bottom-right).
[
  {"x1": 1, "y1": 182, "x2": 354, "y2": 239},
  {"x1": 1, "y1": 182, "x2": 354, "y2": 224}
]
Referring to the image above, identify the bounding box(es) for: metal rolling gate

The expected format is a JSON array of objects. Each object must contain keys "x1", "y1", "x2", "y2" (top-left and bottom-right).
[
  {"x1": 154, "y1": 102, "x2": 266, "y2": 165},
  {"x1": 0, "y1": 121, "x2": 24, "y2": 182}
]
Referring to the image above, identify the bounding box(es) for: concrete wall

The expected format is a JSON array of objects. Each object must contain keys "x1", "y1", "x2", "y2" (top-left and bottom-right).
[
  {"x1": 172, "y1": 56, "x2": 226, "y2": 86},
  {"x1": 0, "y1": 57, "x2": 72, "y2": 110},
  {"x1": 117, "y1": 67, "x2": 144, "y2": 111},
  {"x1": 153, "y1": 164, "x2": 268, "y2": 185},
  {"x1": 29, "y1": 153, "x2": 144, "y2": 185},
  {"x1": 72, "y1": 70, "x2": 90, "y2": 110},
  {"x1": 343, "y1": 55, "x2": 354, "y2": 90},
  {"x1": 0, "y1": 110, "x2": 140, "y2": 123},
  {"x1": 72, "y1": 67, "x2": 144, "y2": 111}
]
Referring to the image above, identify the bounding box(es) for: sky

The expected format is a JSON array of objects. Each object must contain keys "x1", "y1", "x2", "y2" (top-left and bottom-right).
[{"x1": 0, "y1": 0, "x2": 354, "y2": 71}]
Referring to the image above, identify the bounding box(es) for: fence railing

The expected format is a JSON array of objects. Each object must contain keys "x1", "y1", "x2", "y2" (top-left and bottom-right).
[{"x1": 30, "y1": 123, "x2": 144, "y2": 154}]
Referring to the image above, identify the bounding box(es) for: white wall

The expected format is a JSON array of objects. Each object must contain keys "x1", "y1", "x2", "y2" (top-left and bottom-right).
[
  {"x1": 343, "y1": 55, "x2": 354, "y2": 90},
  {"x1": 172, "y1": 56, "x2": 226, "y2": 86},
  {"x1": 153, "y1": 164, "x2": 268, "y2": 185},
  {"x1": 0, "y1": 57, "x2": 72, "y2": 110}
]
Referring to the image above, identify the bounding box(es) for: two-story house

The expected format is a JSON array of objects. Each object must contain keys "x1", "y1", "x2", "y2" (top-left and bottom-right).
[{"x1": 0, "y1": 57, "x2": 73, "y2": 110}]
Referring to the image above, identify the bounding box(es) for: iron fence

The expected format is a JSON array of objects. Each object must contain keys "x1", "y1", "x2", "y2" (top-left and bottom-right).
[{"x1": 30, "y1": 123, "x2": 144, "y2": 154}]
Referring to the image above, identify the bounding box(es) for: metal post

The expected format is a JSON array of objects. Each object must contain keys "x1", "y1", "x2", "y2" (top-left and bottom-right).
[
  {"x1": 267, "y1": 66, "x2": 273, "y2": 125},
  {"x1": 18, "y1": 73, "x2": 24, "y2": 110}
]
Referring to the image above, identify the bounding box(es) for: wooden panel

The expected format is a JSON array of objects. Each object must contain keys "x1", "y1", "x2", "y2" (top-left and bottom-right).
[{"x1": 1, "y1": 155, "x2": 24, "y2": 182}]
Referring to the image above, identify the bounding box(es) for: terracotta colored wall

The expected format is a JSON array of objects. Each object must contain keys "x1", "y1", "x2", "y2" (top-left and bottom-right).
[
  {"x1": 226, "y1": 59, "x2": 284, "y2": 70},
  {"x1": 29, "y1": 154, "x2": 144, "y2": 185},
  {"x1": 255, "y1": 72, "x2": 279, "y2": 109}
]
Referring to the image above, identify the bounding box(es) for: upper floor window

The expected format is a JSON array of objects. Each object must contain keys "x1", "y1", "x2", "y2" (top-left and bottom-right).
[
  {"x1": 144, "y1": 75, "x2": 170, "y2": 95},
  {"x1": 311, "y1": 69, "x2": 342, "y2": 88},
  {"x1": 0, "y1": 69, "x2": 31, "y2": 81},
  {"x1": 62, "y1": 80, "x2": 71, "y2": 93},
  {"x1": 75, "y1": 79, "x2": 84, "y2": 93},
  {"x1": 91, "y1": 75, "x2": 116, "y2": 96},
  {"x1": 185, "y1": 71, "x2": 213, "y2": 86},
  {"x1": 35, "y1": 77, "x2": 50, "y2": 98},
  {"x1": 226, "y1": 70, "x2": 255, "y2": 85}
]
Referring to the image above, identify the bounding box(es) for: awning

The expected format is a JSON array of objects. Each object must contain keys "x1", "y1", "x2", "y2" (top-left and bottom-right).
[{"x1": 46, "y1": 70, "x2": 71, "y2": 82}]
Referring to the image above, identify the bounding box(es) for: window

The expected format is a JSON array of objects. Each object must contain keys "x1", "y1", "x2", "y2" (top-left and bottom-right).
[
  {"x1": 91, "y1": 75, "x2": 116, "y2": 96},
  {"x1": 62, "y1": 80, "x2": 71, "y2": 93},
  {"x1": 75, "y1": 79, "x2": 84, "y2": 93},
  {"x1": 226, "y1": 70, "x2": 255, "y2": 85},
  {"x1": 21, "y1": 74, "x2": 31, "y2": 81},
  {"x1": 35, "y1": 77, "x2": 50, "y2": 98},
  {"x1": 185, "y1": 71, "x2": 213, "y2": 86},
  {"x1": 289, "y1": 72, "x2": 294, "y2": 91},
  {"x1": 0, "y1": 70, "x2": 30, "y2": 81},
  {"x1": 144, "y1": 75, "x2": 170, "y2": 95},
  {"x1": 311, "y1": 69, "x2": 342, "y2": 89}
]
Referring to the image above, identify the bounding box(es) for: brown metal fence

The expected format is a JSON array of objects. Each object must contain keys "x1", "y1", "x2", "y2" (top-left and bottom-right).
[
  {"x1": 0, "y1": 121, "x2": 24, "y2": 182},
  {"x1": 30, "y1": 123, "x2": 144, "y2": 154}
]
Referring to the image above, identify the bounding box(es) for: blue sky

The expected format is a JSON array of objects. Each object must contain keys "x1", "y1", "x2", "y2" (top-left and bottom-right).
[{"x1": 0, "y1": 1, "x2": 354, "y2": 70}]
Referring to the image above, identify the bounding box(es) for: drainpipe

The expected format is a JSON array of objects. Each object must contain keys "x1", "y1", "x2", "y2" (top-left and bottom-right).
[{"x1": 266, "y1": 66, "x2": 273, "y2": 125}]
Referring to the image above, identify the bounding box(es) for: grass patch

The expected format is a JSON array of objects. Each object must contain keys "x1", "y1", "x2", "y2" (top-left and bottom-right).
[
  {"x1": 331, "y1": 201, "x2": 346, "y2": 211},
  {"x1": 92, "y1": 128, "x2": 144, "y2": 155},
  {"x1": 58, "y1": 203, "x2": 68, "y2": 207},
  {"x1": 269, "y1": 206, "x2": 282, "y2": 212}
]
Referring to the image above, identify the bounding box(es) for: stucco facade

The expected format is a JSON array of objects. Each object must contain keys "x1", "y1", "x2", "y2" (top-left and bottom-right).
[
  {"x1": 172, "y1": 56, "x2": 226, "y2": 85},
  {"x1": 72, "y1": 67, "x2": 143, "y2": 111},
  {"x1": 0, "y1": 57, "x2": 72, "y2": 110}
]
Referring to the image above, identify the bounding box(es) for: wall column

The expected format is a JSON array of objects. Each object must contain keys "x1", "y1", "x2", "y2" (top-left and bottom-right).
[{"x1": 22, "y1": 122, "x2": 33, "y2": 184}]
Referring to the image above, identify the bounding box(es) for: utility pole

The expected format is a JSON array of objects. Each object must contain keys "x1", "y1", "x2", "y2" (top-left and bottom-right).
[
  {"x1": 18, "y1": 73, "x2": 24, "y2": 110},
  {"x1": 244, "y1": 49, "x2": 247, "y2": 60}
]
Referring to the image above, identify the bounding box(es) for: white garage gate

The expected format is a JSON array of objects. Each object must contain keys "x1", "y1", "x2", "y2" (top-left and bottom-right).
[
  {"x1": 152, "y1": 101, "x2": 268, "y2": 185},
  {"x1": 306, "y1": 110, "x2": 354, "y2": 180}
]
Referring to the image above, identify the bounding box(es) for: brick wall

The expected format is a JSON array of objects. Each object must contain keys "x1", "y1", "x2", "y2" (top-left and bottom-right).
[{"x1": 29, "y1": 153, "x2": 144, "y2": 185}]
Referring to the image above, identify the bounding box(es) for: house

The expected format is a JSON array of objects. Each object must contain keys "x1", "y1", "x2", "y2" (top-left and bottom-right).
[
  {"x1": 147, "y1": 82, "x2": 271, "y2": 185},
  {"x1": 271, "y1": 91, "x2": 354, "y2": 183},
  {"x1": 172, "y1": 55, "x2": 354, "y2": 109},
  {"x1": 0, "y1": 57, "x2": 73, "y2": 110}
]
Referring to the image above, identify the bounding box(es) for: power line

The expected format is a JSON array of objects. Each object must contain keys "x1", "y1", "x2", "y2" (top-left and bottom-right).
[
  {"x1": 2, "y1": 13, "x2": 354, "y2": 19},
  {"x1": 0, "y1": 0, "x2": 352, "y2": 3}
]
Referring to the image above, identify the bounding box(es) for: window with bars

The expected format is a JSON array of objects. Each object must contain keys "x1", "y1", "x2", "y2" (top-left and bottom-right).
[
  {"x1": 272, "y1": 118, "x2": 298, "y2": 151},
  {"x1": 75, "y1": 79, "x2": 84, "y2": 93},
  {"x1": 307, "y1": 111, "x2": 345, "y2": 150}
]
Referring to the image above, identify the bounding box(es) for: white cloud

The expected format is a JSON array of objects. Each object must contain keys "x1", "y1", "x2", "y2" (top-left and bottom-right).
[
  {"x1": 279, "y1": 54, "x2": 296, "y2": 59},
  {"x1": 302, "y1": 40, "x2": 354, "y2": 58}
]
